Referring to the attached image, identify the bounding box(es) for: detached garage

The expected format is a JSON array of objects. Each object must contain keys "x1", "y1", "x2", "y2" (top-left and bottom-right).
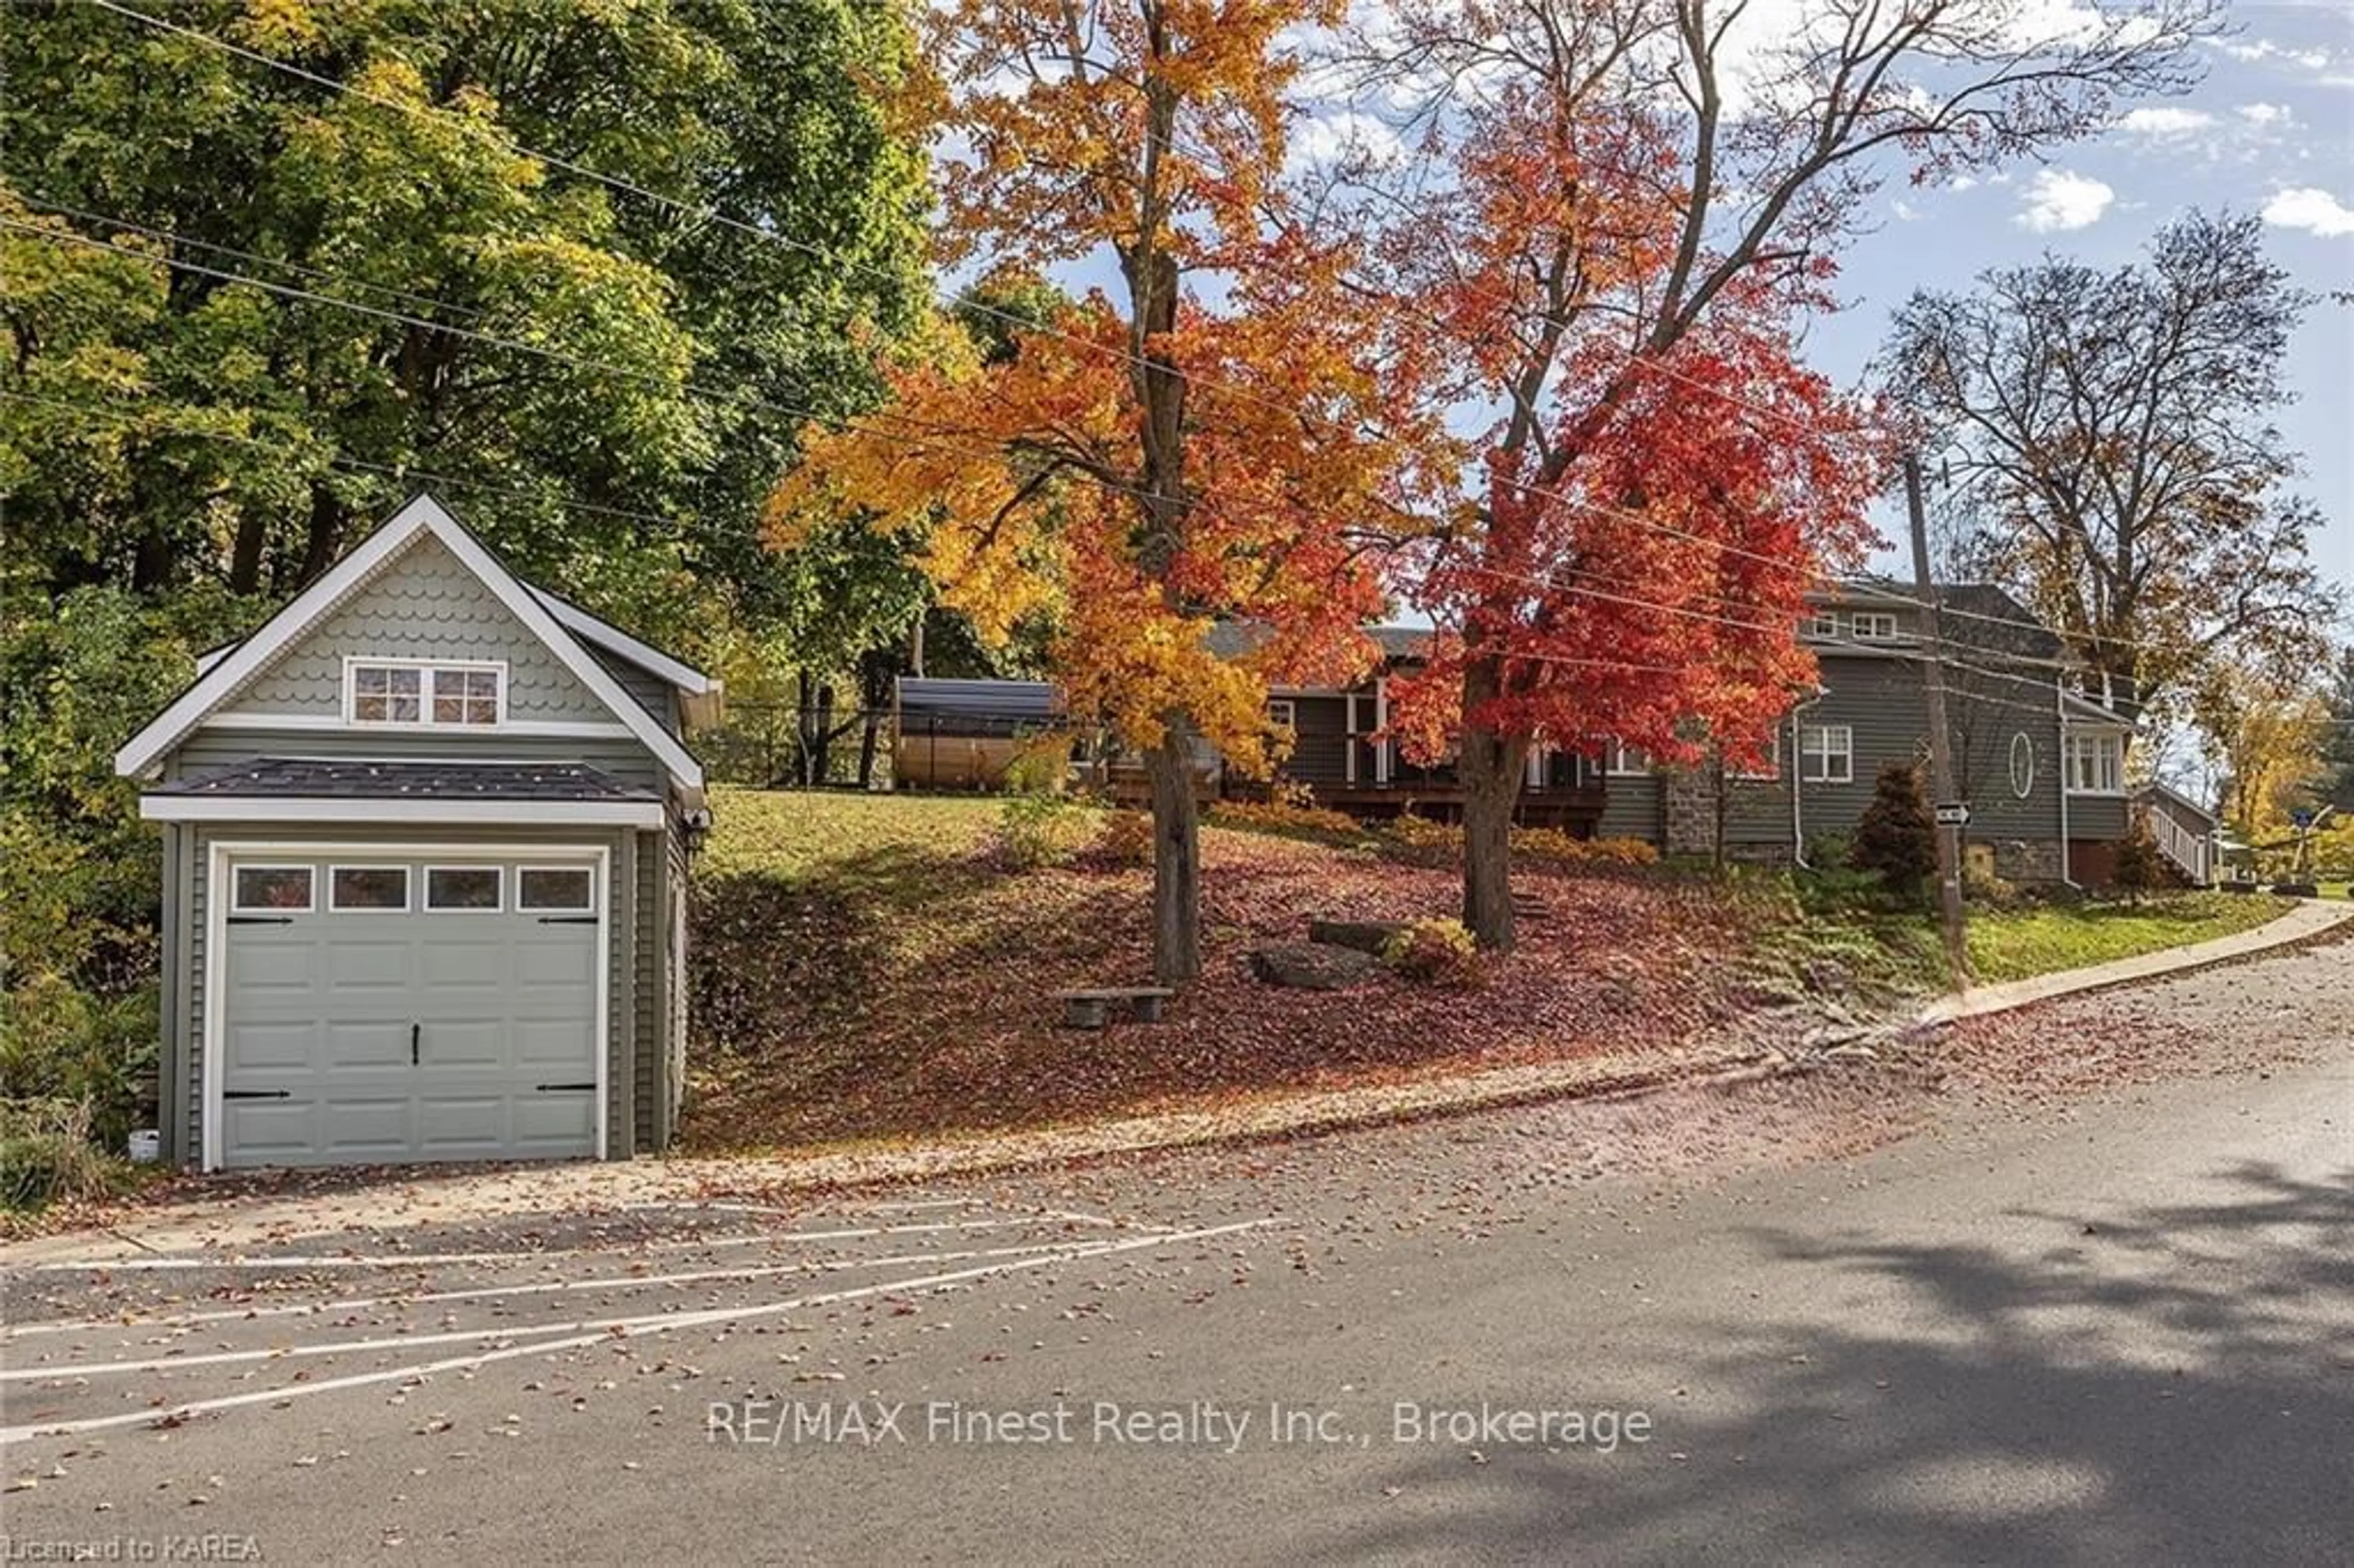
[{"x1": 114, "y1": 495, "x2": 720, "y2": 1170}]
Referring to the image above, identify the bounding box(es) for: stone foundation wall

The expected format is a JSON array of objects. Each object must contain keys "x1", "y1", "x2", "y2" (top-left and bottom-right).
[
  {"x1": 1663, "y1": 767, "x2": 1720, "y2": 858},
  {"x1": 1987, "y1": 838, "x2": 2067, "y2": 885}
]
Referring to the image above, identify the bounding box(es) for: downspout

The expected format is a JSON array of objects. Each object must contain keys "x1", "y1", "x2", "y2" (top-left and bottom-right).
[
  {"x1": 2057, "y1": 677, "x2": 2079, "y2": 891},
  {"x1": 1790, "y1": 688, "x2": 1826, "y2": 870}
]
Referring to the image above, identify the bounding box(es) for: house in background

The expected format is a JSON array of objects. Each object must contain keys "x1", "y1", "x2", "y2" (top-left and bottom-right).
[
  {"x1": 900, "y1": 582, "x2": 2183, "y2": 889},
  {"x1": 115, "y1": 495, "x2": 720, "y2": 1171}
]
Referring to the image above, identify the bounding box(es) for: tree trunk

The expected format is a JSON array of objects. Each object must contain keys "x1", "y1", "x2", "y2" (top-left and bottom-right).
[
  {"x1": 294, "y1": 483, "x2": 346, "y2": 587},
  {"x1": 1145, "y1": 725, "x2": 1203, "y2": 984},
  {"x1": 228, "y1": 509, "x2": 267, "y2": 596},
  {"x1": 1457, "y1": 658, "x2": 1526, "y2": 952}
]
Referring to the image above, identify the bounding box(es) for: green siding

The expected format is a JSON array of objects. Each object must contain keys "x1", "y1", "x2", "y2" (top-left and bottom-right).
[
  {"x1": 1598, "y1": 774, "x2": 1664, "y2": 840},
  {"x1": 219, "y1": 536, "x2": 612, "y2": 725}
]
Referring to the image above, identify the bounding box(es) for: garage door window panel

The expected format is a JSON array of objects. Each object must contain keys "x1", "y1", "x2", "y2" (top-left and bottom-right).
[
  {"x1": 425, "y1": 866, "x2": 502, "y2": 911},
  {"x1": 330, "y1": 865, "x2": 409, "y2": 911},
  {"x1": 518, "y1": 867, "x2": 595, "y2": 913},
  {"x1": 232, "y1": 865, "x2": 314, "y2": 912}
]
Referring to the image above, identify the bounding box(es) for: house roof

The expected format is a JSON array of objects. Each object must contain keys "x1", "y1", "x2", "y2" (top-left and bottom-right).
[
  {"x1": 2134, "y1": 778, "x2": 2220, "y2": 825},
  {"x1": 1934, "y1": 584, "x2": 2070, "y2": 663},
  {"x1": 149, "y1": 757, "x2": 661, "y2": 803},
  {"x1": 1202, "y1": 620, "x2": 1431, "y2": 663},
  {"x1": 113, "y1": 494, "x2": 712, "y2": 800}
]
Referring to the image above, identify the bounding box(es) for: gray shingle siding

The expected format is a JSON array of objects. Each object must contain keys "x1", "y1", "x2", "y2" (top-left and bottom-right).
[
  {"x1": 218, "y1": 536, "x2": 612, "y2": 725},
  {"x1": 1597, "y1": 772, "x2": 1665, "y2": 840}
]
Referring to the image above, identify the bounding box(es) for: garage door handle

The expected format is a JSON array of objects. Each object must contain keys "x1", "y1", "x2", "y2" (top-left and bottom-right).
[
  {"x1": 223, "y1": 1089, "x2": 291, "y2": 1100},
  {"x1": 227, "y1": 915, "x2": 295, "y2": 926},
  {"x1": 536, "y1": 1082, "x2": 595, "y2": 1093},
  {"x1": 537, "y1": 915, "x2": 599, "y2": 925},
  {"x1": 411, "y1": 1022, "x2": 421, "y2": 1066}
]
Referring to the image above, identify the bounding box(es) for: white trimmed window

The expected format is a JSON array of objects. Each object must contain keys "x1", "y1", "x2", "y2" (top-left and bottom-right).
[
  {"x1": 1806, "y1": 611, "x2": 1842, "y2": 638},
  {"x1": 1606, "y1": 739, "x2": 1650, "y2": 775},
  {"x1": 346, "y1": 659, "x2": 505, "y2": 728},
  {"x1": 2066, "y1": 733, "x2": 2125, "y2": 795},
  {"x1": 1266, "y1": 698, "x2": 1297, "y2": 731},
  {"x1": 1800, "y1": 724, "x2": 1854, "y2": 783},
  {"x1": 2008, "y1": 733, "x2": 2036, "y2": 799},
  {"x1": 1851, "y1": 612, "x2": 1900, "y2": 641},
  {"x1": 232, "y1": 864, "x2": 313, "y2": 913}
]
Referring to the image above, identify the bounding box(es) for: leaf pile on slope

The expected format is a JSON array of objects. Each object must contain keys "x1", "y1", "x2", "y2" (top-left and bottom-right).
[{"x1": 684, "y1": 790, "x2": 1824, "y2": 1154}]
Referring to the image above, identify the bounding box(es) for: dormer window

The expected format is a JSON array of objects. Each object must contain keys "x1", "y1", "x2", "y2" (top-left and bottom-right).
[{"x1": 346, "y1": 658, "x2": 505, "y2": 728}]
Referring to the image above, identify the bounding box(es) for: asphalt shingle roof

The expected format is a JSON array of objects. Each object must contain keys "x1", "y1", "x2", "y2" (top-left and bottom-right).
[{"x1": 151, "y1": 758, "x2": 660, "y2": 802}]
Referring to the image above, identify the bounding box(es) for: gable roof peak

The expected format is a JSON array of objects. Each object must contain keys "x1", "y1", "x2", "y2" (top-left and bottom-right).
[{"x1": 114, "y1": 493, "x2": 707, "y2": 797}]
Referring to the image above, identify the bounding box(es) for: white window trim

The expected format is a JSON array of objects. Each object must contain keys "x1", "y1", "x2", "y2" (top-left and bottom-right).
[
  {"x1": 1852, "y1": 612, "x2": 1900, "y2": 641},
  {"x1": 1806, "y1": 612, "x2": 1842, "y2": 639},
  {"x1": 1606, "y1": 739, "x2": 1650, "y2": 776},
  {"x1": 204, "y1": 841, "x2": 609, "y2": 1171},
  {"x1": 229, "y1": 863, "x2": 314, "y2": 913},
  {"x1": 518, "y1": 865, "x2": 598, "y2": 913},
  {"x1": 1800, "y1": 724, "x2": 1854, "y2": 785},
  {"x1": 2009, "y1": 733, "x2": 2036, "y2": 800},
  {"x1": 343, "y1": 655, "x2": 509, "y2": 730},
  {"x1": 424, "y1": 864, "x2": 505, "y2": 913},
  {"x1": 2065, "y1": 732, "x2": 2127, "y2": 796},
  {"x1": 327, "y1": 863, "x2": 411, "y2": 914},
  {"x1": 1266, "y1": 698, "x2": 1297, "y2": 730}
]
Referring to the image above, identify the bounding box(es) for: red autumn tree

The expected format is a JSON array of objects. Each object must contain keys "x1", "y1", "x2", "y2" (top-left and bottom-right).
[
  {"x1": 771, "y1": 0, "x2": 1435, "y2": 983},
  {"x1": 1346, "y1": 0, "x2": 2218, "y2": 948}
]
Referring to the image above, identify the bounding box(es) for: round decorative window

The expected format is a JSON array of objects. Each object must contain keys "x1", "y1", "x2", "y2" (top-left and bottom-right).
[{"x1": 2008, "y1": 733, "x2": 2036, "y2": 799}]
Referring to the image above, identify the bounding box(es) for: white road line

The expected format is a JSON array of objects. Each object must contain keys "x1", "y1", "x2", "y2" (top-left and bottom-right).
[
  {"x1": 0, "y1": 1218, "x2": 1278, "y2": 1445},
  {"x1": 0, "y1": 1236, "x2": 1119, "y2": 1345},
  {"x1": 12, "y1": 1214, "x2": 1154, "y2": 1274}
]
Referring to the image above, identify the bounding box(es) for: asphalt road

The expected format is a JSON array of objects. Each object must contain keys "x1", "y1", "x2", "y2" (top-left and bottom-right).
[{"x1": 4, "y1": 938, "x2": 2352, "y2": 1565}]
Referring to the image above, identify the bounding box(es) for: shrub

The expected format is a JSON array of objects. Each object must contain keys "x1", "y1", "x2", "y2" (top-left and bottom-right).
[
  {"x1": 0, "y1": 1098, "x2": 125, "y2": 1214},
  {"x1": 1380, "y1": 917, "x2": 1480, "y2": 986},
  {"x1": 1208, "y1": 798, "x2": 1365, "y2": 839},
  {"x1": 1513, "y1": 829, "x2": 1660, "y2": 867},
  {"x1": 2111, "y1": 807, "x2": 2164, "y2": 905},
  {"x1": 0, "y1": 975, "x2": 156, "y2": 1149},
  {"x1": 1385, "y1": 812, "x2": 1460, "y2": 850},
  {"x1": 1094, "y1": 809, "x2": 1155, "y2": 868},
  {"x1": 1851, "y1": 761, "x2": 1938, "y2": 904}
]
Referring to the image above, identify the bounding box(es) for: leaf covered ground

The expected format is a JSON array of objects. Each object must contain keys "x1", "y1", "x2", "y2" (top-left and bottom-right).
[{"x1": 685, "y1": 790, "x2": 1857, "y2": 1154}]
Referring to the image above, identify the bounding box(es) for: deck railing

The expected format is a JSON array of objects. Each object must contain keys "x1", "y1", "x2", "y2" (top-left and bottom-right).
[{"x1": 2147, "y1": 808, "x2": 2212, "y2": 886}]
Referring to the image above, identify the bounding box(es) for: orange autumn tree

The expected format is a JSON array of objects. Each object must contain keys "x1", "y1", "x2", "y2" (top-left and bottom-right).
[
  {"x1": 1347, "y1": 0, "x2": 2217, "y2": 949},
  {"x1": 771, "y1": 0, "x2": 1428, "y2": 983}
]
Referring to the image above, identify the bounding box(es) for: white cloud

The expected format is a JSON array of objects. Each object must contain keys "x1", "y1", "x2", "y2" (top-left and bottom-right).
[
  {"x1": 2261, "y1": 186, "x2": 2354, "y2": 238},
  {"x1": 1286, "y1": 110, "x2": 1403, "y2": 173},
  {"x1": 2236, "y1": 102, "x2": 2295, "y2": 127},
  {"x1": 1891, "y1": 198, "x2": 1921, "y2": 221},
  {"x1": 2113, "y1": 106, "x2": 2215, "y2": 138},
  {"x1": 2015, "y1": 169, "x2": 2116, "y2": 232}
]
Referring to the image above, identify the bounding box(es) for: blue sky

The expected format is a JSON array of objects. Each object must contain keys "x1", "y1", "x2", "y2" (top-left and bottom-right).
[{"x1": 1812, "y1": 2, "x2": 2353, "y2": 599}]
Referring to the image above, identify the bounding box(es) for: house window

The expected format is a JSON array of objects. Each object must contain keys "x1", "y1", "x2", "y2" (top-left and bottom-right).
[
  {"x1": 1606, "y1": 739, "x2": 1650, "y2": 775},
  {"x1": 1800, "y1": 724, "x2": 1854, "y2": 784},
  {"x1": 1852, "y1": 612, "x2": 1900, "y2": 640},
  {"x1": 424, "y1": 866, "x2": 502, "y2": 911},
  {"x1": 232, "y1": 865, "x2": 313, "y2": 912},
  {"x1": 1729, "y1": 732, "x2": 1780, "y2": 782},
  {"x1": 2008, "y1": 733, "x2": 2036, "y2": 799},
  {"x1": 518, "y1": 867, "x2": 595, "y2": 913},
  {"x1": 1806, "y1": 612, "x2": 1842, "y2": 638},
  {"x1": 2066, "y1": 733, "x2": 2125, "y2": 795},
  {"x1": 1266, "y1": 698, "x2": 1297, "y2": 731},
  {"x1": 329, "y1": 866, "x2": 408, "y2": 912},
  {"x1": 347, "y1": 660, "x2": 505, "y2": 728}
]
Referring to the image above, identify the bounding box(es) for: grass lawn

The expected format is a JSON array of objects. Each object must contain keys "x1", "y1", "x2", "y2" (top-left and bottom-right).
[{"x1": 1961, "y1": 892, "x2": 2298, "y2": 986}]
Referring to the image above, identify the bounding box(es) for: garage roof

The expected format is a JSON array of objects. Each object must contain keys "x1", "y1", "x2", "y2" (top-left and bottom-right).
[{"x1": 140, "y1": 758, "x2": 666, "y2": 827}]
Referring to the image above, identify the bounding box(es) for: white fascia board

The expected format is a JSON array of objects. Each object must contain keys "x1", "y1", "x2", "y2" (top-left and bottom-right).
[
  {"x1": 114, "y1": 500, "x2": 438, "y2": 777},
  {"x1": 418, "y1": 506, "x2": 704, "y2": 790},
  {"x1": 141, "y1": 795, "x2": 666, "y2": 828},
  {"x1": 530, "y1": 588, "x2": 717, "y2": 696}
]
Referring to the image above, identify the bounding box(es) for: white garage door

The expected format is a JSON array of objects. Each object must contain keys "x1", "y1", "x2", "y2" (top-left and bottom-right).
[{"x1": 216, "y1": 855, "x2": 603, "y2": 1167}]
